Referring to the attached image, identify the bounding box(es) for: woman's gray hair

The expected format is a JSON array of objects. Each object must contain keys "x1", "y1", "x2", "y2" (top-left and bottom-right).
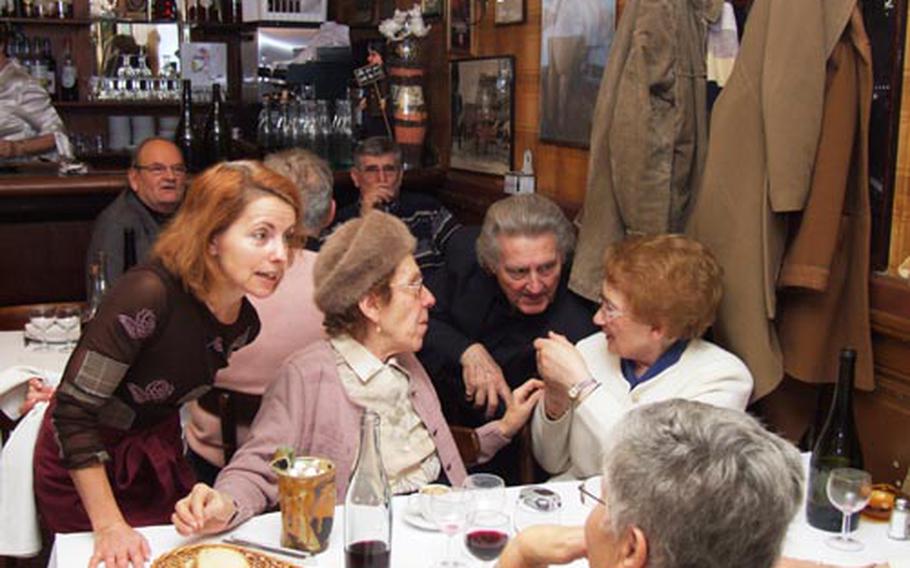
[
  {"x1": 475, "y1": 194, "x2": 575, "y2": 272},
  {"x1": 599, "y1": 400, "x2": 804, "y2": 568},
  {"x1": 264, "y1": 148, "x2": 333, "y2": 235}
]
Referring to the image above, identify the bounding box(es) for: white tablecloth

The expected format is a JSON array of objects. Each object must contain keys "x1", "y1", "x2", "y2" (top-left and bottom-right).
[
  {"x1": 49, "y1": 474, "x2": 910, "y2": 568},
  {"x1": 0, "y1": 331, "x2": 69, "y2": 381}
]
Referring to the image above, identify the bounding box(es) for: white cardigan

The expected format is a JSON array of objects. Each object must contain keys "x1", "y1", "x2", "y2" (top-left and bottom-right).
[{"x1": 531, "y1": 333, "x2": 753, "y2": 480}]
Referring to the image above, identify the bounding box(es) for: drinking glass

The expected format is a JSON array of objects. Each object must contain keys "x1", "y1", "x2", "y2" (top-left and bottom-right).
[
  {"x1": 429, "y1": 489, "x2": 472, "y2": 567},
  {"x1": 462, "y1": 473, "x2": 505, "y2": 513},
  {"x1": 825, "y1": 467, "x2": 872, "y2": 551},
  {"x1": 464, "y1": 511, "x2": 511, "y2": 566},
  {"x1": 28, "y1": 306, "x2": 55, "y2": 351},
  {"x1": 55, "y1": 306, "x2": 80, "y2": 351}
]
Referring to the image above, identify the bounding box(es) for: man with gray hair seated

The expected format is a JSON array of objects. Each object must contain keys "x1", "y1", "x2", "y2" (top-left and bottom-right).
[
  {"x1": 419, "y1": 194, "x2": 596, "y2": 482},
  {"x1": 318, "y1": 136, "x2": 461, "y2": 272},
  {"x1": 499, "y1": 399, "x2": 804, "y2": 568}
]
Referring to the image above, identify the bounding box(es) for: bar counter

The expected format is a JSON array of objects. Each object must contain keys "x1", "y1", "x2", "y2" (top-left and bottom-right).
[{"x1": 0, "y1": 166, "x2": 447, "y2": 309}]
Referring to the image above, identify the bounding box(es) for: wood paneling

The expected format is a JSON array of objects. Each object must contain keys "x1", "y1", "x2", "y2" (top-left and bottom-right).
[{"x1": 890, "y1": 15, "x2": 910, "y2": 273}]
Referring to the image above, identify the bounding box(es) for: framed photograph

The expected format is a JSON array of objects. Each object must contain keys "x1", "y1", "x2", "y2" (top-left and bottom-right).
[
  {"x1": 539, "y1": 0, "x2": 615, "y2": 147},
  {"x1": 494, "y1": 0, "x2": 524, "y2": 25},
  {"x1": 450, "y1": 56, "x2": 515, "y2": 175},
  {"x1": 422, "y1": 0, "x2": 444, "y2": 18},
  {"x1": 448, "y1": 0, "x2": 472, "y2": 54}
]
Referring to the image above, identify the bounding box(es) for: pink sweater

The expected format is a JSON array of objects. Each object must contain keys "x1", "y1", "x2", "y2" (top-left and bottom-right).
[
  {"x1": 215, "y1": 340, "x2": 511, "y2": 527},
  {"x1": 185, "y1": 251, "x2": 325, "y2": 467}
]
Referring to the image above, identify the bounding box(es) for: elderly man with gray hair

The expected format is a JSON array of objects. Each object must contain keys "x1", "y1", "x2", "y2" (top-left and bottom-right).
[
  {"x1": 500, "y1": 399, "x2": 805, "y2": 568},
  {"x1": 185, "y1": 148, "x2": 335, "y2": 485},
  {"x1": 419, "y1": 194, "x2": 596, "y2": 483}
]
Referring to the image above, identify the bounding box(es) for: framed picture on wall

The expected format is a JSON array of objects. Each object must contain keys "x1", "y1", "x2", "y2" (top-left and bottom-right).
[
  {"x1": 450, "y1": 56, "x2": 515, "y2": 175},
  {"x1": 448, "y1": 0, "x2": 472, "y2": 54},
  {"x1": 539, "y1": 0, "x2": 615, "y2": 147},
  {"x1": 422, "y1": 0, "x2": 444, "y2": 18},
  {"x1": 494, "y1": 0, "x2": 524, "y2": 25}
]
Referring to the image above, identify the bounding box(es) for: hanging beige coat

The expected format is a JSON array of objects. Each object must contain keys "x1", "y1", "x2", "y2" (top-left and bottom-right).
[
  {"x1": 687, "y1": 0, "x2": 871, "y2": 400},
  {"x1": 569, "y1": 0, "x2": 723, "y2": 301}
]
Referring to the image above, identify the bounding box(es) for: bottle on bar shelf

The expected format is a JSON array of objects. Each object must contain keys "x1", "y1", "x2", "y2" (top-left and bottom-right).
[
  {"x1": 43, "y1": 37, "x2": 56, "y2": 101},
  {"x1": 805, "y1": 348, "x2": 865, "y2": 532},
  {"x1": 203, "y1": 83, "x2": 231, "y2": 167},
  {"x1": 175, "y1": 79, "x2": 203, "y2": 172}
]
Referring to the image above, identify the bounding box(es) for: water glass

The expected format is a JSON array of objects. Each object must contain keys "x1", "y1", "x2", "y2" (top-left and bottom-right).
[
  {"x1": 28, "y1": 306, "x2": 55, "y2": 351},
  {"x1": 55, "y1": 306, "x2": 80, "y2": 351},
  {"x1": 462, "y1": 473, "x2": 506, "y2": 513},
  {"x1": 825, "y1": 467, "x2": 872, "y2": 551}
]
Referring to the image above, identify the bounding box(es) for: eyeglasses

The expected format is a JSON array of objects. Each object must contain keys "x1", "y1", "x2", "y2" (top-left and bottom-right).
[
  {"x1": 391, "y1": 278, "x2": 425, "y2": 296},
  {"x1": 597, "y1": 300, "x2": 625, "y2": 321},
  {"x1": 358, "y1": 164, "x2": 400, "y2": 178},
  {"x1": 134, "y1": 163, "x2": 188, "y2": 176},
  {"x1": 578, "y1": 480, "x2": 605, "y2": 508}
]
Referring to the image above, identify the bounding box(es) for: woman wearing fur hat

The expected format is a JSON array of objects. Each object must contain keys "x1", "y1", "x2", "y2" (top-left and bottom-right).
[{"x1": 172, "y1": 211, "x2": 543, "y2": 535}]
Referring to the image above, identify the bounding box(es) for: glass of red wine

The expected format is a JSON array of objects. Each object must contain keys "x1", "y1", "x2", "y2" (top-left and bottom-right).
[{"x1": 465, "y1": 511, "x2": 511, "y2": 566}]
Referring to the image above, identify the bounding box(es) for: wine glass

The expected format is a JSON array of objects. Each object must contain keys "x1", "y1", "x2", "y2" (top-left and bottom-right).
[
  {"x1": 825, "y1": 467, "x2": 872, "y2": 551},
  {"x1": 462, "y1": 473, "x2": 505, "y2": 513},
  {"x1": 429, "y1": 489, "x2": 472, "y2": 567},
  {"x1": 55, "y1": 306, "x2": 80, "y2": 351},
  {"x1": 28, "y1": 306, "x2": 55, "y2": 351},
  {"x1": 464, "y1": 510, "x2": 511, "y2": 566}
]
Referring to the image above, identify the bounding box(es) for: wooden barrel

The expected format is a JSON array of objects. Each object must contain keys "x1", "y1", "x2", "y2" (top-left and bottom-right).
[{"x1": 388, "y1": 65, "x2": 427, "y2": 169}]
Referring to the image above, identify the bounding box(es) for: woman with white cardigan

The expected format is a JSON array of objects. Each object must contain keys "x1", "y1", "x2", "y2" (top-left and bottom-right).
[{"x1": 532, "y1": 234, "x2": 753, "y2": 480}]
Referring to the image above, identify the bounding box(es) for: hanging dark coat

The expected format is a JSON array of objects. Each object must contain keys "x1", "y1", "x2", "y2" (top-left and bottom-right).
[
  {"x1": 687, "y1": 0, "x2": 873, "y2": 400},
  {"x1": 569, "y1": 0, "x2": 724, "y2": 301}
]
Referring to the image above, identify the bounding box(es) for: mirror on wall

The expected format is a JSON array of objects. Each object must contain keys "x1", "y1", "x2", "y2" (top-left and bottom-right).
[{"x1": 93, "y1": 21, "x2": 181, "y2": 78}]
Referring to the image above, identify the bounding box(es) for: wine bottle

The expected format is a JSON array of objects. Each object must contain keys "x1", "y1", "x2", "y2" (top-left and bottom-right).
[
  {"x1": 60, "y1": 39, "x2": 78, "y2": 101},
  {"x1": 344, "y1": 411, "x2": 392, "y2": 568},
  {"x1": 82, "y1": 251, "x2": 109, "y2": 331},
  {"x1": 806, "y1": 348, "x2": 864, "y2": 532},
  {"x1": 203, "y1": 83, "x2": 231, "y2": 167},
  {"x1": 43, "y1": 37, "x2": 56, "y2": 101},
  {"x1": 174, "y1": 79, "x2": 203, "y2": 172}
]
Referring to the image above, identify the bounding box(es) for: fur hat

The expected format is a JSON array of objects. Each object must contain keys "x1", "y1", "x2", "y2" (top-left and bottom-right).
[{"x1": 314, "y1": 210, "x2": 416, "y2": 316}]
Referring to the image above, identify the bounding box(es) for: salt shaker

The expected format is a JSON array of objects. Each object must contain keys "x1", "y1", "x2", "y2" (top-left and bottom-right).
[{"x1": 888, "y1": 497, "x2": 909, "y2": 540}]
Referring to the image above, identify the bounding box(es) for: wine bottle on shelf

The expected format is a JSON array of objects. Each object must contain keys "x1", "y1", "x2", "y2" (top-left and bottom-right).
[
  {"x1": 43, "y1": 37, "x2": 56, "y2": 101},
  {"x1": 60, "y1": 39, "x2": 78, "y2": 102},
  {"x1": 123, "y1": 228, "x2": 137, "y2": 273},
  {"x1": 203, "y1": 83, "x2": 231, "y2": 167},
  {"x1": 82, "y1": 251, "x2": 109, "y2": 331},
  {"x1": 344, "y1": 411, "x2": 392, "y2": 568},
  {"x1": 806, "y1": 348, "x2": 865, "y2": 532},
  {"x1": 174, "y1": 79, "x2": 203, "y2": 172}
]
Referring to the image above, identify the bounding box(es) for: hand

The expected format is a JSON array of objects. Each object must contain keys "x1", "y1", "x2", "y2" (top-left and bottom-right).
[
  {"x1": 497, "y1": 379, "x2": 544, "y2": 437},
  {"x1": 533, "y1": 332, "x2": 591, "y2": 393},
  {"x1": 172, "y1": 483, "x2": 236, "y2": 536},
  {"x1": 460, "y1": 343, "x2": 513, "y2": 418},
  {"x1": 498, "y1": 525, "x2": 587, "y2": 568},
  {"x1": 543, "y1": 382, "x2": 571, "y2": 421},
  {"x1": 20, "y1": 377, "x2": 55, "y2": 416},
  {"x1": 360, "y1": 186, "x2": 397, "y2": 212},
  {"x1": 89, "y1": 521, "x2": 150, "y2": 568}
]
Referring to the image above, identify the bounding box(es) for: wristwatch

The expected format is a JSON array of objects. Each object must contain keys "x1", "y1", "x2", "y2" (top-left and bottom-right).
[{"x1": 567, "y1": 377, "x2": 599, "y2": 400}]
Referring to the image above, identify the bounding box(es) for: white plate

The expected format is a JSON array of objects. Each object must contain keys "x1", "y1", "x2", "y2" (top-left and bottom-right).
[{"x1": 401, "y1": 502, "x2": 439, "y2": 532}]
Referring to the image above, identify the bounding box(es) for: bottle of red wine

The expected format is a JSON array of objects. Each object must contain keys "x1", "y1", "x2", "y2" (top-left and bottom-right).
[
  {"x1": 806, "y1": 348, "x2": 864, "y2": 532},
  {"x1": 60, "y1": 39, "x2": 78, "y2": 102},
  {"x1": 344, "y1": 411, "x2": 391, "y2": 568},
  {"x1": 174, "y1": 79, "x2": 203, "y2": 172},
  {"x1": 203, "y1": 83, "x2": 231, "y2": 167}
]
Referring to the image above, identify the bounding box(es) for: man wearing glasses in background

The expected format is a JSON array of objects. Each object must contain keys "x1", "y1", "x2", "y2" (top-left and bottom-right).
[
  {"x1": 85, "y1": 137, "x2": 187, "y2": 287},
  {"x1": 318, "y1": 136, "x2": 461, "y2": 273}
]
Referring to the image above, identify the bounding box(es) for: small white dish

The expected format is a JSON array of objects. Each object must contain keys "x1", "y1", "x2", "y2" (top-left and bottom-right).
[{"x1": 402, "y1": 498, "x2": 439, "y2": 532}]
